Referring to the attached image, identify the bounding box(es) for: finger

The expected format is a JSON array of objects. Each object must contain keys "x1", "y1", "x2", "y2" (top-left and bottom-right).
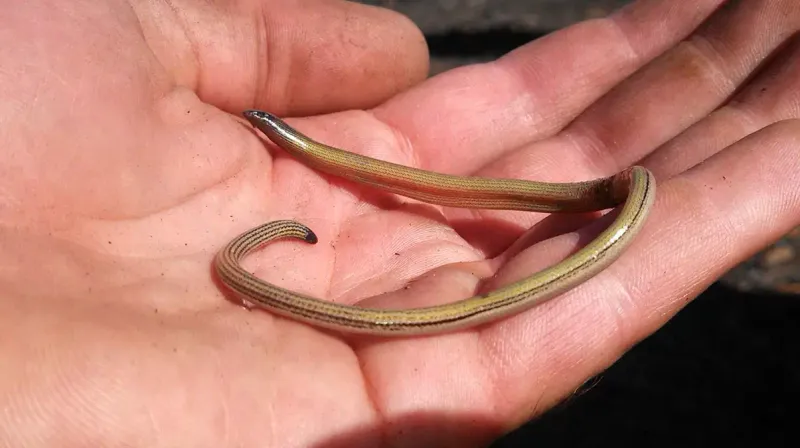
[
  {"x1": 450, "y1": 0, "x2": 799, "y2": 238},
  {"x1": 372, "y1": 0, "x2": 724, "y2": 174},
  {"x1": 559, "y1": 0, "x2": 800, "y2": 172},
  {"x1": 136, "y1": 0, "x2": 428, "y2": 116},
  {"x1": 483, "y1": 119, "x2": 800, "y2": 426},
  {"x1": 643, "y1": 34, "x2": 800, "y2": 178}
]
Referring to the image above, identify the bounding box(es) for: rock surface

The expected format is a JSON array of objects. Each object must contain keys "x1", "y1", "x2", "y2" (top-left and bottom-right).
[{"x1": 360, "y1": 0, "x2": 630, "y2": 33}]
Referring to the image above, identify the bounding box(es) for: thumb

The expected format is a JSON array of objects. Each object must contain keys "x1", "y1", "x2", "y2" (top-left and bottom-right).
[{"x1": 138, "y1": 0, "x2": 429, "y2": 116}]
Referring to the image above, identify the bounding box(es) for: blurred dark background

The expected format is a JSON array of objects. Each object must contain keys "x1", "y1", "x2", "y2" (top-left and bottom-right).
[{"x1": 356, "y1": 1, "x2": 799, "y2": 445}]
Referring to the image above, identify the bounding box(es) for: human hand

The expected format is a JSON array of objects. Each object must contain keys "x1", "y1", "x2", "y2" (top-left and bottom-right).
[{"x1": 1, "y1": 0, "x2": 799, "y2": 446}]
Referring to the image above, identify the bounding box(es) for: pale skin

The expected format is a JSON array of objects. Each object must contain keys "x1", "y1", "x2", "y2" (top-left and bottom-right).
[{"x1": 1, "y1": 0, "x2": 799, "y2": 446}]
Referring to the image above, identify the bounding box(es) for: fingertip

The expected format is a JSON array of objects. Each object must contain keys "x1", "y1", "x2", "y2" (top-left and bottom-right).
[
  {"x1": 373, "y1": 5, "x2": 430, "y2": 83},
  {"x1": 268, "y1": 1, "x2": 428, "y2": 114}
]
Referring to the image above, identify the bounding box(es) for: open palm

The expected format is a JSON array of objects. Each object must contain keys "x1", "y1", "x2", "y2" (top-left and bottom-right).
[{"x1": 2, "y1": 0, "x2": 799, "y2": 446}]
